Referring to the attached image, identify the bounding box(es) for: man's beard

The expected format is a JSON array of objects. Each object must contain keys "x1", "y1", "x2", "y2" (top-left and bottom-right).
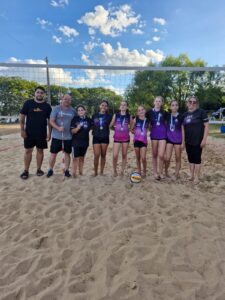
[{"x1": 35, "y1": 96, "x2": 44, "y2": 102}]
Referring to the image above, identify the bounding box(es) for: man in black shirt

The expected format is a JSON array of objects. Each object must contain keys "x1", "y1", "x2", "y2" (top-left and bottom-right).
[{"x1": 20, "y1": 86, "x2": 52, "y2": 179}]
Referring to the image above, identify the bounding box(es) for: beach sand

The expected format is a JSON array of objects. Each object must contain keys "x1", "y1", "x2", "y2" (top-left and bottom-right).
[{"x1": 0, "y1": 133, "x2": 225, "y2": 300}]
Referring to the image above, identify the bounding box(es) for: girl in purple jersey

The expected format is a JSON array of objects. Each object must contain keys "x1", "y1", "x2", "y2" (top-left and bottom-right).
[
  {"x1": 146, "y1": 96, "x2": 167, "y2": 180},
  {"x1": 110, "y1": 101, "x2": 133, "y2": 176},
  {"x1": 131, "y1": 105, "x2": 149, "y2": 178},
  {"x1": 165, "y1": 100, "x2": 183, "y2": 179}
]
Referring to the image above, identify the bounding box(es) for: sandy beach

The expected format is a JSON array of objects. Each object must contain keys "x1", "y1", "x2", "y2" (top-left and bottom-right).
[{"x1": 0, "y1": 132, "x2": 225, "y2": 300}]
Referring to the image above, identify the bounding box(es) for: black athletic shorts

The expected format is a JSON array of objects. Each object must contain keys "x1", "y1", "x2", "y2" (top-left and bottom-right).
[
  {"x1": 50, "y1": 138, "x2": 72, "y2": 154},
  {"x1": 24, "y1": 137, "x2": 47, "y2": 149},
  {"x1": 114, "y1": 140, "x2": 130, "y2": 143},
  {"x1": 167, "y1": 139, "x2": 182, "y2": 145},
  {"x1": 134, "y1": 141, "x2": 147, "y2": 148},
  {"x1": 93, "y1": 136, "x2": 109, "y2": 145},
  {"x1": 185, "y1": 143, "x2": 202, "y2": 164},
  {"x1": 72, "y1": 146, "x2": 88, "y2": 158}
]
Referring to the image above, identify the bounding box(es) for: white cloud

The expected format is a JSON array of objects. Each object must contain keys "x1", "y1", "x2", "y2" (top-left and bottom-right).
[
  {"x1": 153, "y1": 28, "x2": 159, "y2": 32},
  {"x1": 88, "y1": 28, "x2": 96, "y2": 36},
  {"x1": 153, "y1": 36, "x2": 160, "y2": 42},
  {"x1": 81, "y1": 54, "x2": 92, "y2": 64},
  {"x1": 98, "y1": 42, "x2": 164, "y2": 66},
  {"x1": 138, "y1": 20, "x2": 146, "y2": 29},
  {"x1": 146, "y1": 40, "x2": 152, "y2": 45},
  {"x1": 1, "y1": 58, "x2": 73, "y2": 86},
  {"x1": 131, "y1": 28, "x2": 144, "y2": 35},
  {"x1": 84, "y1": 41, "x2": 98, "y2": 53},
  {"x1": 36, "y1": 17, "x2": 52, "y2": 29},
  {"x1": 78, "y1": 4, "x2": 141, "y2": 37},
  {"x1": 58, "y1": 25, "x2": 79, "y2": 37},
  {"x1": 153, "y1": 17, "x2": 166, "y2": 26},
  {"x1": 52, "y1": 35, "x2": 62, "y2": 44},
  {"x1": 50, "y1": 0, "x2": 69, "y2": 8}
]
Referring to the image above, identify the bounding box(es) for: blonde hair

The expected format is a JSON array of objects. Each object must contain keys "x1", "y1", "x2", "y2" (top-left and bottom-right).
[
  {"x1": 154, "y1": 96, "x2": 163, "y2": 103},
  {"x1": 186, "y1": 96, "x2": 199, "y2": 108}
]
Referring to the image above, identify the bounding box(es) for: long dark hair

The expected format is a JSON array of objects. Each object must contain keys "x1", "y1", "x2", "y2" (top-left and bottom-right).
[
  {"x1": 99, "y1": 100, "x2": 109, "y2": 113},
  {"x1": 119, "y1": 100, "x2": 129, "y2": 115}
]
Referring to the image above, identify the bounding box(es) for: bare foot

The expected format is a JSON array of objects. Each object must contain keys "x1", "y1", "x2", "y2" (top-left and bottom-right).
[
  {"x1": 72, "y1": 174, "x2": 77, "y2": 178},
  {"x1": 92, "y1": 172, "x2": 98, "y2": 177},
  {"x1": 154, "y1": 174, "x2": 160, "y2": 180},
  {"x1": 188, "y1": 177, "x2": 194, "y2": 181},
  {"x1": 113, "y1": 170, "x2": 118, "y2": 177},
  {"x1": 194, "y1": 178, "x2": 200, "y2": 185},
  {"x1": 142, "y1": 173, "x2": 146, "y2": 178}
]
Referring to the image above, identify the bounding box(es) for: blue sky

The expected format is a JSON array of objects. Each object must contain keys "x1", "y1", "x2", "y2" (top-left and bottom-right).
[{"x1": 0, "y1": 0, "x2": 225, "y2": 66}]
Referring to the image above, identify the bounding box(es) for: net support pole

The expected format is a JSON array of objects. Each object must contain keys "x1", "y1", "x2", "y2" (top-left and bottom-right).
[{"x1": 45, "y1": 57, "x2": 51, "y2": 105}]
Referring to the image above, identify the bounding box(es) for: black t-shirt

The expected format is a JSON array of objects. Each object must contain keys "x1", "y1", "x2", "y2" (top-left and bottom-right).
[
  {"x1": 20, "y1": 99, "x2": 52, "y2": 139},
  {"x1": 181, "y1": 108, "x2": 208, "y2": 145},
  {"x1": 71, "y1": 116, "x2": 92, "y2": 147},
  {"x1": 92, "y1": 113, "x2": 112, "y2": 139}
]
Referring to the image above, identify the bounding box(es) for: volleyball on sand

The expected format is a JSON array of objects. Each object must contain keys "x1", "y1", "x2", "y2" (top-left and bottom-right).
[{"x1": 130, "y1": 171, "x2": 142, "y2": 183}]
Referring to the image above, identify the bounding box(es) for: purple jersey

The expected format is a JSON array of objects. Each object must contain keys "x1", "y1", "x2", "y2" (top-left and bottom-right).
[
  {"x1": 134, "y1": 117, "x2": 149, "y2": 145},
  {"x1": 147, "y1": 109, "x2": 167, "y2": 140},
  {"x1": 113, "y1": 113, "x2": 130, "y2": 142},
  {"x1": 166, "y1": 113, "x2": 182, "y2": 144}
]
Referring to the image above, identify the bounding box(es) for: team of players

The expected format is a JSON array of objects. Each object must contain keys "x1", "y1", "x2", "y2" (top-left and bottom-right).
[{"x1": 19, "y1": 86, "x2": 209, "y2": 184}]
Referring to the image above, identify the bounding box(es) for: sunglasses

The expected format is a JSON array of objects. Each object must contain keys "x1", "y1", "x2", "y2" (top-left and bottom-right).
[{"x1": 188, "y1": 100, "x2": 197, "y2": 104}]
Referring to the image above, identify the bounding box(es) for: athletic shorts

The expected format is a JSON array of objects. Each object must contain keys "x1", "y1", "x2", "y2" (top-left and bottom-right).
[
  {"x1": 185, "y1": 143, "x2": 202, "y2": 164},
  {"x1": 72, "y1": 146, "x2": 88, "y2": 158},
  {"x1": 167, "y1": 139, "x2": 182, "y2": 145},
  {"x1": 24, "y1": 137, "x2": 47, "y2": 149},
  {"x1": 151, "y1": 138, "x2": 167, "y2": 141},
  {"x1": 134, "y1": 141, "x2": 147, "y2": 148},
  {"x1": 93, "y1": 136, "x2": 109, "y2": 145},
  {"x1": 50, "y1": 138, "x2": 72, "y2": 154},
  {"x1": 114, "y1": 140, "x2": 130, "y2": 143}
]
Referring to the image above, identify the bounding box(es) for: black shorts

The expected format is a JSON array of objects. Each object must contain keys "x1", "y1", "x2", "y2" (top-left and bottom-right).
[
  {"x1": 134, "y1": 141, "x2": 147, "y2": 148},
  {"x1": 167, "y1": 139, "x2": 182, "y2": 145},
  {"x1": 50, "y1": 138, "x2": 72, "y2": 154},
  {"x1": 185, "y1": 144, "x2": 202, "y2": 164},
  {"x1": 114, "y1": 140, "x2": 130, "y2": 143},
  {"x1": 72, "y1": 146, "x2": 88, "y2": 158},
  {"x1": 93, "y1": 136, "x2": 109, "y2": 145},
  {"x1": 24, "y1": 137, "x2": 47, "y2": 149}
]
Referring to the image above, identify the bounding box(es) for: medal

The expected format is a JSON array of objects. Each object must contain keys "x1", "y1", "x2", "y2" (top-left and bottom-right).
[
  {"x1": 154, "y1": 109, "x2": 161, "y2": 126},
  {"x1": 120, "y1": 114, "x2": 126, "y2": 132},
  {"x1": 141, "y1": 118, "x2": 146, "y2": 136},
  {"x1": 170, "y1": 114, "x2": 175, "y2": 131},
  {"x1": 99, "y1": 114, "x2": 105, "y2": 130}
]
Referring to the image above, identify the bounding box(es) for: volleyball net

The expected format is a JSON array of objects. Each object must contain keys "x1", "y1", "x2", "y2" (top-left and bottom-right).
[{"x1": 0, "y1": 62, "x2": 225, "y2": 117}]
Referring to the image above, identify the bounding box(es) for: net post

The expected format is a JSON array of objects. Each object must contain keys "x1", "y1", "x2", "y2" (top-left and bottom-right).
[{"x1": 45, "y1": 57, "x2": 51, "y2": 105}]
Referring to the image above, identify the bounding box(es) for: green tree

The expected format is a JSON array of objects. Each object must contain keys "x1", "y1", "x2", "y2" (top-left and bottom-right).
[{"x1": 126, "y1": 54, "x2": 224, "y2": 111}]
